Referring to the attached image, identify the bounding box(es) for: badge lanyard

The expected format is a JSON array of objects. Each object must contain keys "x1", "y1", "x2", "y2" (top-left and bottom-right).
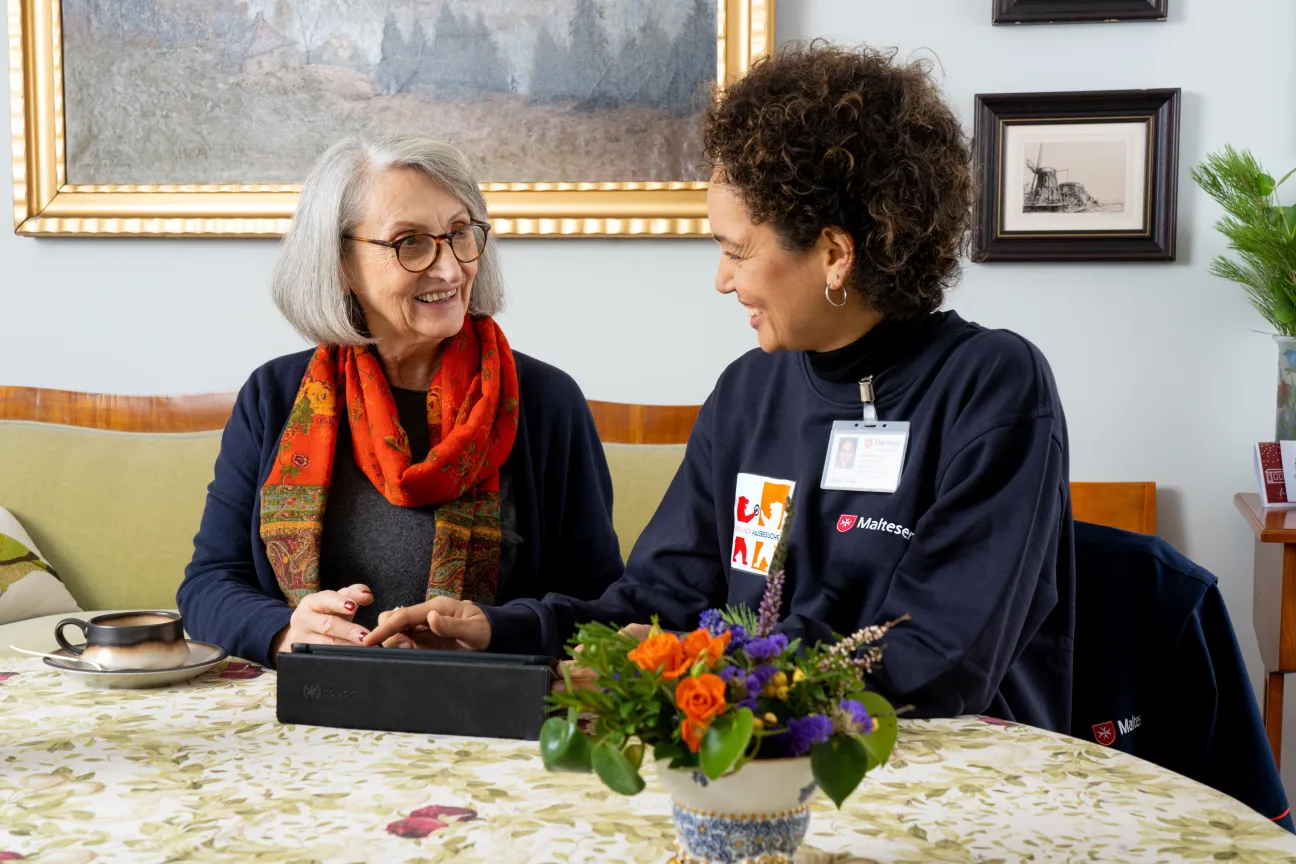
[{"x1": 819, "y1": 375, "x2": 911, "y2": 494}]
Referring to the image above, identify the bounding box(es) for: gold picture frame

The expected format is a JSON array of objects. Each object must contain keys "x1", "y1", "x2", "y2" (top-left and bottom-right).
[{"x1": 8, "y1": 0, "x2": 774, "y2": 238}]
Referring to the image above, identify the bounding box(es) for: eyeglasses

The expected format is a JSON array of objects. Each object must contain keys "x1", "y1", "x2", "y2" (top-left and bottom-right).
[{"x1": 344, "y1": 222, "x2": 490, "y2": 273}]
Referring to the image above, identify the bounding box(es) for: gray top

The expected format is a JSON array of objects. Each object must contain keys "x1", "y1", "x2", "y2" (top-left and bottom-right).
[{"x1": 318, "y1": 387, "x2": 520, "y2": 630}]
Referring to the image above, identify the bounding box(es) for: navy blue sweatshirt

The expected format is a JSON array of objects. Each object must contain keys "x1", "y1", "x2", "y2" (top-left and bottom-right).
[
  {"x1": 485, "y1": 312, "x2": 1075, "y2": 732},
  {"x1": 178, "y1": 348, "x2": 625, "y2": 667}
]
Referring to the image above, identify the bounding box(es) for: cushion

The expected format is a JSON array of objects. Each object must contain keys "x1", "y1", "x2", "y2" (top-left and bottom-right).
[
  {"x1": 0, "y1": 422, "x2": 222, "y2": 611},
  {"x1": 0, "y1": 507, "x2": 80, "y2": 625},
  {"x1": 0, "y1": 424, "x2": 681, "y2": 612},
  {"x1": 602, "y1": 443, "x2": 687, "y2": 561}
]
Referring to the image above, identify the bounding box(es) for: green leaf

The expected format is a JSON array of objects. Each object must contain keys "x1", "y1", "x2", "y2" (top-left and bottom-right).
[
  {"x1": 1273, "y1": 287, "x2": 1296, "y2": 325},
  {"x1": 591, "y1": 740, "x2": 646, "y2": 795},
  {"x1": 622, "y1": 740, "x2": 644, "y2": 771},
  {"x1": 1284, "y1": 205, "x2": 1296, "y2": 238},
  {"x1": 811, "y1": 734, "x2": 870, "y2": 808},
  {"x1": 539, "y1": 716, "x2": 592, "y2": 773},
  {"x1": 1258, "y1": 173, "x2": 1277, "y2": 197},
  {"x1": 857, "y1": 691, "x2": 899, "y2": 771},
  {"x1": 701, "y1": 709, "x2": 754, "y2": 780},
  {"x1": 653, "y1": 740, "x2": 686, "y2": 764},
  {"x1": 1277, "y1": 166, "x2": 1296, "y2": 190}
]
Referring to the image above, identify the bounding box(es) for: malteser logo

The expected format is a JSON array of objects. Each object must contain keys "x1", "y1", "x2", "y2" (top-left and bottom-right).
[
  {"x1": 1092, "y1": 715, "x2": 1141, "y2": 746},
  {"x1": 838, "y1": 515, "x2": 914, "y2": 540}
]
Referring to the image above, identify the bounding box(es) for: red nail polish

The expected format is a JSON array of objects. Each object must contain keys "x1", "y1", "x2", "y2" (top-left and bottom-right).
[
  {"x1": 344, "y1": 601, "x2": 356, "y2": 612},
  {"x1": 358, "y1": 630, "x2": 369, "y2": 639}
]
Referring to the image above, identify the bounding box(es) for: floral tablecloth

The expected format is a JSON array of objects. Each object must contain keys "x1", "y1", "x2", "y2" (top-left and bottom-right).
[{"x1": 2, "y1": 658, "x2": 1296, "y2": 863}]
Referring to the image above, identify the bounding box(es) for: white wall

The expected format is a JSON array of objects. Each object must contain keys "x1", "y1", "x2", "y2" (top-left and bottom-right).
[{"x1": 4, "y1": 0, "x2": 1296, "y2": 781}]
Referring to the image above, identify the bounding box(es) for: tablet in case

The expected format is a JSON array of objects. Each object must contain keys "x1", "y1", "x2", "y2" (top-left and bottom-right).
[{"x1": 276, "y1": 645, "x2": 558, "y2": 741}]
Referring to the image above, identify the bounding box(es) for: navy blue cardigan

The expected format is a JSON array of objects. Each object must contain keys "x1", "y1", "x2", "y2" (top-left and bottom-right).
[{"x1": 177, "y1": 349, "x2": 625, "y2": 666}]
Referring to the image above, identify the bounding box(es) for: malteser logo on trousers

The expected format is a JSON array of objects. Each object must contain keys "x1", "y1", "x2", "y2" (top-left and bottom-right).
[
  {"x1": 1092, "y1": 715, "x2": 1141, "y2": 746},
  {"x1": 837, "y1": 515, "x2": 914, "y2": 539}
]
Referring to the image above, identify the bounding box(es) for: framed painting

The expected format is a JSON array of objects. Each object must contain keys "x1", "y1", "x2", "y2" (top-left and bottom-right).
[
  {"x1": 8, "y1": 0, "x2": 774, "y2": 237},
  {"x1": 972, "y1": 88, "x2": 1180, "y2": 262},
  {"x1": 992, "y1": 0, "x2": 1167, "y2": 24}
]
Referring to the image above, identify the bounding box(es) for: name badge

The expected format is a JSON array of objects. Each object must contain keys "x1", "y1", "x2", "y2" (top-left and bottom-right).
[{"x1": 820, "y1": 420, "x2": 910, "y2": 494}]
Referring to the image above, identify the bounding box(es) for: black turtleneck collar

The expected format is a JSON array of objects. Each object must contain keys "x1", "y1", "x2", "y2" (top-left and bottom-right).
[{"x1": 807, "y1": 312, "x2": 947, "y2": 384}]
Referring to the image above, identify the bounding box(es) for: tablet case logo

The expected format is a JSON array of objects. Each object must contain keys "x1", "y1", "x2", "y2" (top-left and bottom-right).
[
  {"x1": 303, "y1": 682, "x2": 357, "y2": 700},
  {"x1": 837, "y1": 515, "x2": 859, "y2": 533},
  {"x1": 1092, "y1": 720, "x2": 1116, "y2": 746}
]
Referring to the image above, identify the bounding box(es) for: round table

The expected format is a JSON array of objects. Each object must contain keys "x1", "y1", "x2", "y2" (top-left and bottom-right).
[{"x1": 1, "y1": 657, "x2": 1294, "y2": 863}]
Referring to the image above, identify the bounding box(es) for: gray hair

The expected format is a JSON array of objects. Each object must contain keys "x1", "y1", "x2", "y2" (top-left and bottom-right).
[{"x1": 271, "y1": 132, "x2": 504, "y2": 346}]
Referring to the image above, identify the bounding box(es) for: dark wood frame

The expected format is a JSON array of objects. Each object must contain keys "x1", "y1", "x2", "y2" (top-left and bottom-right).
[
  {"x1": 992, "y1": 0, "x2": 1168, "y2": 24},
  {"x1": 972, "y1": 88, "x2": 1180, "y2": 263}
]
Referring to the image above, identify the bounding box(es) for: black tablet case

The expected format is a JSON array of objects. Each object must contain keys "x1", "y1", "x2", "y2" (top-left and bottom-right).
[{"x1": 276, "y1": 645, "x2": 556, "y2": 741}]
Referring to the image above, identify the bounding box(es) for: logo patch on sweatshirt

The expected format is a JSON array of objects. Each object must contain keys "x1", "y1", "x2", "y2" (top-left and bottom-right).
[
  {"x1": 731, "y1": 473, "x2": 796, "y2": 577},
  {"x1": 837, "y1": 514, "x2": 915, "y2": 540}
]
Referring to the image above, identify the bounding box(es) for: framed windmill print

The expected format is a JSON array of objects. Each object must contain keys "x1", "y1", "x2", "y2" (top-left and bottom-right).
[
  {"x1": 972, "y1": 88, "x2": 1180, "y2": 262},
  {"x1": 8, "y1": 0, "x2": 775, "y2": 238}
]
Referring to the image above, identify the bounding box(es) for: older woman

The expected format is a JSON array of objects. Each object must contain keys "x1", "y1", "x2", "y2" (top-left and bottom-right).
[
  {"x1": 368, "y1": 44, "x2": 1074, "y2": 732},
  {"x1": 178, "y1": 132, "x2": 623, "y2": 666}
]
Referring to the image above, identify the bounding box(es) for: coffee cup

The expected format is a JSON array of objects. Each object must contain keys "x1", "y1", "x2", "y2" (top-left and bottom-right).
[{"x1": 54, "y1": 612, "x2": 189, "y2": 670}]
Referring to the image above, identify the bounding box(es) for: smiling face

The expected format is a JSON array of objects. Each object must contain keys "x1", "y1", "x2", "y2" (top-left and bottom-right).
[
  {"x1": 345, "y1": 166, "x2": 479, "y2": 354},
  {"x1": 707, "y1": 176, "x2": 875, "y2": 354}
]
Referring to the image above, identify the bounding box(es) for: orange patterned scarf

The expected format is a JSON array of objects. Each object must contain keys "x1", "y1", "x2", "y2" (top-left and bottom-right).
[{"x1": 260, "y1": 315, "x2": 520, "y2": 608}]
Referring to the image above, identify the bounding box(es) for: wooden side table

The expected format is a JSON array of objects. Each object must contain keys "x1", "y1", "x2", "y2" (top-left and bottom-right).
[{"x1": 1235, "y1": 492, "x2": 1296, "y2": 767}]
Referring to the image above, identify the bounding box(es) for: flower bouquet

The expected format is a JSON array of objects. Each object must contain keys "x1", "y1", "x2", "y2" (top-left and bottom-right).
[{"x1": 539, "y1": 501, "x2": 905, "y2": 863}]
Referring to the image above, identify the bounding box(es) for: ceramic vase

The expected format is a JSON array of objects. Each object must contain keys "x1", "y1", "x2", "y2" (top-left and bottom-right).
[{"x1": 656, "y1": 757, "x2": 818, "y2": 864}]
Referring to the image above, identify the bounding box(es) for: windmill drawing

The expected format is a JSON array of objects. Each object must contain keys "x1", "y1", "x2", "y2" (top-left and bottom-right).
[{"x1": 1023, "y1": 143, "x2": 1102, "y2": 213}]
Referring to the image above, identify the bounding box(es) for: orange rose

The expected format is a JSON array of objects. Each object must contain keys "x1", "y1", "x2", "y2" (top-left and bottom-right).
[
  {"x1": 681, "y1": 629, "x2": 731, "y2": 668},
  {"x1": 627, "y1": 633, "x2": 686, "y2": 678},
  {"x1": 681, "y1": 718, "x2": 705, "y2": 753},
  {"x1": 676, "y1": 673, "x2": 727, "y2": 726}
]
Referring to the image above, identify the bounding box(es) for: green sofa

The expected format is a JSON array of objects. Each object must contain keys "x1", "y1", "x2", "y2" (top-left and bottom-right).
[{"x1": 0, "y1": 419, "x2": 686, "y2": 655}]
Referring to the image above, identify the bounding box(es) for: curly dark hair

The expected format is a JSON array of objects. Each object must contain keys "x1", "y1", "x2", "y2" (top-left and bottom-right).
[{"x1": 702, "y1": 41, "x2": 972, "y2": 318}]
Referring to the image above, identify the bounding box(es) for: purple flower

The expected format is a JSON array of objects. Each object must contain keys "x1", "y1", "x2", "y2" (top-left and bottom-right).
[
  {"x1": 727, "y1": 624, "x2": 748, "y2": 651},
  {"x1": 744, "y1": 634, "x2": 788, "y2": 661},
  {"x1": 699, "y1": 609, "x2": 726, "y2": 635},
  {"x1": 737, "y1": 695, "x2": 758, "y2": 711},
  {"x1": 838, "y1": 699, "x2": 873, "y2": 733},
  {"x1": 718, "y1": 666, "x2": 741, "y2": 683},
  {"x1": 756, "y1": 569, "x2": 785, "y2": 637},
  {"x1": 743, "y1": 674, "x2": 763, "y2": 697},
  {"x1": 786, "y1": 715, "x2": 834, "y2": 757},
  {"x1": 750, "y1": 664, "x2": 777, "y2": 686},
  {"x1": 839, "y1": 704, "x2": 870, "y2": 730}
]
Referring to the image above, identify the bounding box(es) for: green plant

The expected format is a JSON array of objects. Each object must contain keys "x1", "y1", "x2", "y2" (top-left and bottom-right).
[
  {"x1": 538, "y1": 499, "x2": 907, "y2": 808},
  {"x1": 1193, "y1": 146, "x2": 1296, "y2": 335}
]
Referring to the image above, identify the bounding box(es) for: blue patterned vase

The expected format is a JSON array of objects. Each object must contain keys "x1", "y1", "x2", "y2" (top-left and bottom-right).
[
  {"x1": 656, "y1": 757, "x2": 817, "y2": 864},
  {"x1": 1278, "y1": 336, "x2": 1296, "y2": 442}
]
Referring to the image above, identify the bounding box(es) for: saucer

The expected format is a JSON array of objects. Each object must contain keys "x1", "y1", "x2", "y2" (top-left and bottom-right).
[{"x1": 42, "y1": 640, "x2": 229, "y2": 689}]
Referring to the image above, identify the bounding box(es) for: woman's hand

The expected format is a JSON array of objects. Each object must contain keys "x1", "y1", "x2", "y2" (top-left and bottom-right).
[
  {"x1": 270, "y1": 584, "x2": 373, "y2": 658},
  {"x1": 362, "y1": 596, "x2": 491, "y2": 651},
  {"x1": 555, "y1": 622, "x2": 653, "y2": 693}
]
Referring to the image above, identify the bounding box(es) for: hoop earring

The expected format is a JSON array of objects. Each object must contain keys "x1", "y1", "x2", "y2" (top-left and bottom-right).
[{"x1": 825, "y1": 282, "x2": 848, "y2": 308}]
